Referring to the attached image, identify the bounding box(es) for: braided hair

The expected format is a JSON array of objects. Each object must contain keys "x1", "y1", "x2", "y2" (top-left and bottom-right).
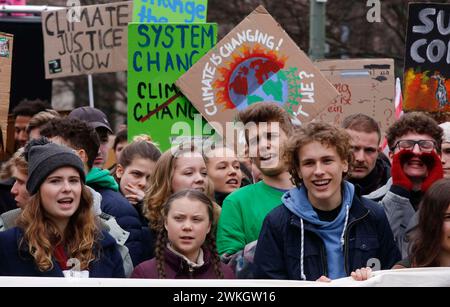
[
  {"x1": 204, "y1": 229, "x2": 224, "y2": 279},
  {"x1": 155, "y1": 230, "x2": 168, "y2": 279},
  {"x1": 156, "y1": 189, "x2": 224, "y2": 279}
]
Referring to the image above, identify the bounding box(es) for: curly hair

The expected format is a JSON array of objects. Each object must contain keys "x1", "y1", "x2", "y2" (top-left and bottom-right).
[
  {"x1": 154, "y1": 189, "x2": 223, "y2": 279},
  {"x1": 16, "y1": 185, "x2": 100, "y2": 272},
  {"x1": 386, "y1": 112, "x2": 443, "y2": 152},
  {"x1": 410, "y1": 178, "x2": 450, "y2": 267},
  {"x1": 13, "y1": 99, "x2": 50, "y2": 119},
  {"x1": 40, "y1": 118, "x2": 100, "y2": 170},
  {"x1": 284, "y1": 122, "x2": 353, "y2": 187}
]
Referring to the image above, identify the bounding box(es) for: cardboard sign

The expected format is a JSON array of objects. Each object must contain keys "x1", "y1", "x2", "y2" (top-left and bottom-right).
[
  {"x1": 315, "y1": 59, "x2": 395, "y2": 136},
  {"x1": 132, "y1": 0, "x2": 208, "y2": 23},
  {"x1": 0, "y1": 32, "x2": 13, "y2": 151},
  {"x1": 176, "y1": 5, "x2": 338, "y2": 140},
  {"x1": 41, "y1": 1, "x2": 132, "y2": 79},
  {"x1": 128, "y1": 23, "x2": 217, "y2": 151},
  {"x1": 404, "y1": 3, "x2": 450, "y2": 112}
]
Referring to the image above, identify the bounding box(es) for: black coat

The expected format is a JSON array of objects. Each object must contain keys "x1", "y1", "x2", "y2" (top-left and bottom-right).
[
  {"x1": 0, "y1": 227, "x2": 125, "y2": 278},
  {"x1": 254, "y1": 194, "x2": 401, "y2": 281}
]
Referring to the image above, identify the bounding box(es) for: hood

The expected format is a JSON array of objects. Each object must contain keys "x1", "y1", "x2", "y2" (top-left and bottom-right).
[
  {"x1": 365, "y1": 178, "x2": 392, "y2": 201},
  {"x1": 86, "y1": 185, "x2": 102, "y2": 216},
  {"x1": 86, "y1": 168, "x2": 119, "y2": 192},
  {"x1": 282, "y1": 181, "x2": 355, "y2": 226},
  {"x1": 281, "y1": 181, "x2": 355, "y2": 280}
]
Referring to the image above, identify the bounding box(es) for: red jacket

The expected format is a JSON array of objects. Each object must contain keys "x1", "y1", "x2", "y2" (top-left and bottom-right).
[{"x1": 131, "y1": 247, "x2": 235, "y2": 279}]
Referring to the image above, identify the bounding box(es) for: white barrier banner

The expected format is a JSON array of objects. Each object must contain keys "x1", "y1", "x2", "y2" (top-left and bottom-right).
[{"x1": 0, "y1": 268, "x2": 449, "y2": 287}]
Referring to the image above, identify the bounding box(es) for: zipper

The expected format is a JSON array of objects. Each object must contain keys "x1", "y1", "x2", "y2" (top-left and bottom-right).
[{"x1": 343, "y1": 211, "x2": 369, "y2": 275}]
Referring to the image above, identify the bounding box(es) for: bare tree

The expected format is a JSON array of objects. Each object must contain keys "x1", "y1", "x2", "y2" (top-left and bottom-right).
[{"x1": 26, "y1": 0, "x2": 449, "y2": 124}]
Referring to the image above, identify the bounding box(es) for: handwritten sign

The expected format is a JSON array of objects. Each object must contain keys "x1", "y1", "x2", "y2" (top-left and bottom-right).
[
  {"x1": 176, "y1": 5, "x2": 338, "y2": 141},
  {"x1": 128, "y1": 23, "x2": 217, "y2": 150},
  {"x1": 0, "y1": 32, "x2": 13, "y2": 150},
  {"x1": 404, "y1": 3, "x2": 450, "y2": 112},
  {"x1": 315, "y1": 59, "x2": 395, "y2": 136},
  {"x1": 133, "y1": 0, "x2": 207, "y2": 23},
  {"x1": 41, "y1": 1, "x2": 132, "y2": 78}
]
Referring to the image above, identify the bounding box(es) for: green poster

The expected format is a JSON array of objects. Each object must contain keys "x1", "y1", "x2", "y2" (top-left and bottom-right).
[
  {"x1": 132, "y1": 0, "x2": 208, "y2": 23},
  {"x1": 128, "y1": 23, "x2": 217, "y2": 151}
]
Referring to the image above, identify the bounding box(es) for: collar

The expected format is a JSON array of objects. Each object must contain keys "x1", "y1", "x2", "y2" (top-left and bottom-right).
[
  {"x1": 164, "y1": 246, "x2": 211, "y2": 276},
  {"x1": 167, "y1": 243, "x2": 205, "y2": 268},
  {"x1": 289, "y1": 193, "x2": 369, "y2": 231}
]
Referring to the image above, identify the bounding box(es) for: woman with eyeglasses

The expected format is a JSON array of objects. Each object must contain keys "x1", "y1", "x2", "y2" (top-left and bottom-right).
[{"x1": 365, "y1": 112, "x2": 444, "y2": 259}]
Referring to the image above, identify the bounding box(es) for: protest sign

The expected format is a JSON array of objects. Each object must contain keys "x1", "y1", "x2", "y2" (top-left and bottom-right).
[
  {"x1": 176, "y1": 5, "x2": 338, "y2": 146},
  {"x1": 404, "y1": 3, "x2": 450, "y2": 112},
  {"x1": 133, "y1": 0, "x2": 207, "y2": 23},
  {"x1": 315, "y1": 58, "x2": 395, "y2": 136},
  {"x1": 41, "y1": 1, "x2": 132, "y2": 78},
  {"x1": 128, "y1": 23, "x2": 217, "y2": 150},
  {"x1": 0, "y1": 32, "x2": 13, "y2": 150}
]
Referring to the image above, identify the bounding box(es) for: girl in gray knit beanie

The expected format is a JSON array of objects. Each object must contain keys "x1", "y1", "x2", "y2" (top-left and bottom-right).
[{"x1": 0, "y1": 138, "x2": 125, "y2": 277}]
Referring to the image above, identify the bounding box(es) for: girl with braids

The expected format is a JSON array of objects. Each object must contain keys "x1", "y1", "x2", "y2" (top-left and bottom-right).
[
  {"x1": 144, "y1": 142, "x2": 220, "y2": 231},
  {"x1": 393, "y1": 178, "x2": 450, "y2": 269},
  {"x1": 0, "y1": 138, "x2": 125, "y2": 277},
  {"x1": 131, "y1": 189, "x2": 234, "y2": 279}
]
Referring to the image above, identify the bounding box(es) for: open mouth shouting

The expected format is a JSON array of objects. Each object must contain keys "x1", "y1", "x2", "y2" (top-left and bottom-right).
[{"x1": 57, "y1": 197, "x2": 74, "y2": 209}]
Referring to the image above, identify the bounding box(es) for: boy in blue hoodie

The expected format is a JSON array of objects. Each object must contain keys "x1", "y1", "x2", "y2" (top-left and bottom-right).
[{"x1": 254, "y1": 122, "x2": 400, "y2": 281}]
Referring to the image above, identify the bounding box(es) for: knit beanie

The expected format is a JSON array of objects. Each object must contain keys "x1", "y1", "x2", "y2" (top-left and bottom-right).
[
  {"x1": 440, "y1": 122, "x2": 450, "y2": 143},
  {"x1": 25, "y1": 137, "x2": 86, "y2": 195}
]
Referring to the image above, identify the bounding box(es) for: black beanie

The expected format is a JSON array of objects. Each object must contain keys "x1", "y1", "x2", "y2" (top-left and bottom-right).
[{"x1": 25, "y1": 138, "x2": 86, "y2": 195}]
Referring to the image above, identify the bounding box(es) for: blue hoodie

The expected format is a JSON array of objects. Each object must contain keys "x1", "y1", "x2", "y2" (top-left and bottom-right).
[{"x1": 282, "y1": 181, "x2": 355, "y2": 279}]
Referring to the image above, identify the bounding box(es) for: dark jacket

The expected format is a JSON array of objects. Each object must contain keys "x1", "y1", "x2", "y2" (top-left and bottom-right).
[
  {"x1": 0, "y1": 178, "x2": 16, "y2": 215},
  {"x1": 0, "y1": 227, "x2": 125, "y2": 278},
  {"x1": 91, "y1": 185, "x2": 147, "y2": 266},
  {"x1": 349, "y1": 155, "x2": 391, "y2": 195},
  {"x1": 131, "y1": 247, "x2": 235, "y2": 279},
  {"x1": 253, "y1": 191, "x2": 401, "y2": 281},
  {"x1": 133, "y1": 201, "x2": 149, "y2": 227}
]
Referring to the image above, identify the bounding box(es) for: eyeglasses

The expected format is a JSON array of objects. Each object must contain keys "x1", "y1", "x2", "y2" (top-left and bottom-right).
[{"x1": 392, "y1": 140, "x2": 437, "y2": 152}]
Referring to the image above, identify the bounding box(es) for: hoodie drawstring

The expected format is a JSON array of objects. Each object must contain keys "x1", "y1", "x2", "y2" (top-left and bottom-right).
[
  {"x1": 299, "y1": 204, "x2": 349, "y2": 281},
  {"x1": 299, "y1": 218, "x2": 306, "y2": 280},
  {"x1": 339, "y1": 204, "x2": 350, "y2": 251}
]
